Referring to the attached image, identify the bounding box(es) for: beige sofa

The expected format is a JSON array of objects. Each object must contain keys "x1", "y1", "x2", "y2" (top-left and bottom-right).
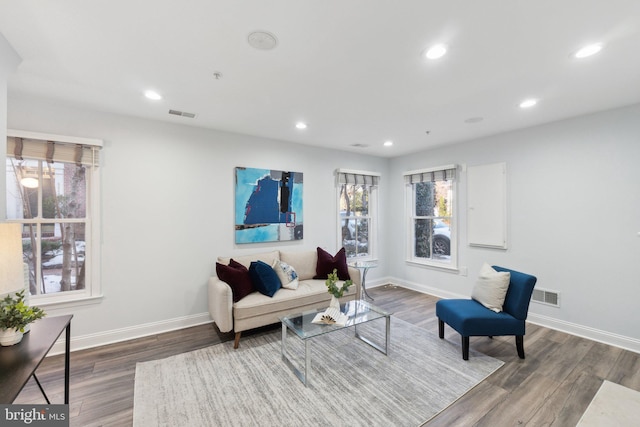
[{"x1": 208, "y1": 249, "x2": 360, "y2": 348}]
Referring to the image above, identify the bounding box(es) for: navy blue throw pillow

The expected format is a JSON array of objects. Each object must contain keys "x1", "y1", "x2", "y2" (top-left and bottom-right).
[{"x1": 249, "y1": 260, "x2": 282, "y2": 297}]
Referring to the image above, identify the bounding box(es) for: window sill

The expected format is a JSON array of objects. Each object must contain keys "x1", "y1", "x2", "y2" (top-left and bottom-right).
[
  {"x1": 405, "y1": 259, "x2": 459, "y2": 273},
  {"x1": 30, "y1": 294, "x2": 104, "y2": 310}
]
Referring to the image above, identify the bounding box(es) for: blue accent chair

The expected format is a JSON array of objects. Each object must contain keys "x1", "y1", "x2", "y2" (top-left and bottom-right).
[{"x1": 436, "y1": 266, "x2": 537, "y2": 360}]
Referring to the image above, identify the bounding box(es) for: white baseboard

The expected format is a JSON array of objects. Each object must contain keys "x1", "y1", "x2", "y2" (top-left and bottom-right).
[
  {"x1": 387, "y1": 277, "x2": 465, "y2": 300},
  {"x1": 48, "y1": 312, "x2": 213, "y2": 356},
  {"x1": 386, "y1": 277, "x2": 640, "y2": 354},
  {"x1": 526, "y1": 313, "x2": 640, "y2": 354}
]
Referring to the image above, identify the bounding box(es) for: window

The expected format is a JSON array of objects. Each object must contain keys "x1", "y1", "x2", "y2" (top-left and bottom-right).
[
  {"x1": 336, "y1": 169, "x2": 379, "y2": 259},
  {"x1": 405, "y1": 165, "x2": 456, "y2": 268},
  {"x1": 5, "y1": 130, "x2": 102, "y2": 304}
]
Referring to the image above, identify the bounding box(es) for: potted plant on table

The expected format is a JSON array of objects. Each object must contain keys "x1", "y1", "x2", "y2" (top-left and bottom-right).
[
  {"x1": 325, "y1": 268, "x2": 353, "y2": 310},
  {"x1": 0, "y1": 290, "x2": 46, "y2": 346}
]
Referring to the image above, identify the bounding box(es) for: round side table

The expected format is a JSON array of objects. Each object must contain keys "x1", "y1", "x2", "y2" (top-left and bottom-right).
[{"x1": 348, "y1": 260, "x2": 378, "y2": 300}]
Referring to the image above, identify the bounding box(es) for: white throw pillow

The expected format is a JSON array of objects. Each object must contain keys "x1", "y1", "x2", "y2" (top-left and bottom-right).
[
  {"x1": 272, "y1": 260, "x2": 299, "y2": 290},
  {"x1": 471, "y1": 263, "x2": 511, "y2": 312}
]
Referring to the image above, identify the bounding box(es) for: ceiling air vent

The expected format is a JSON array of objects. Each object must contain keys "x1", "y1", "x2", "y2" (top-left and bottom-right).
[
  {"x1": 350, "y1": 143, "x2": 370, "y2": 148},
  {"x1": 168, "y1": 109, "x2": 197, "y2": 119}
]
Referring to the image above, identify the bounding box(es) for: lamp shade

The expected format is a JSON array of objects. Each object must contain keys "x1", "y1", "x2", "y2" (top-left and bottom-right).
[{"x1": 0, "y1": 223, "x2": 24, "y2": 296}]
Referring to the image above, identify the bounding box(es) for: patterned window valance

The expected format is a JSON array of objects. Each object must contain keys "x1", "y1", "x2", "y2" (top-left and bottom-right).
[
  {"x1": 403, "y1": 165, "x2": 457, "y2": 184},
  {"x1": 336, "y1": 169, "x2": 380, "y2": 186},
  {"x1": 7, "y1": 130, "x2": 102, "y2": 167}
]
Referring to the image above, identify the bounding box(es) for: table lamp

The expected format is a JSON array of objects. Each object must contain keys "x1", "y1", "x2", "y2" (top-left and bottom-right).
[{"x1": 0, "y1": 223, "x2": 25, "y2": 297}]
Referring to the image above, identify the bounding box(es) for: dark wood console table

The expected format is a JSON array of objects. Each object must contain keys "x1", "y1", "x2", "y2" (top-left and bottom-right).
[{"x1": 0, "y1": 314, "x2": 73, "y2": 404}]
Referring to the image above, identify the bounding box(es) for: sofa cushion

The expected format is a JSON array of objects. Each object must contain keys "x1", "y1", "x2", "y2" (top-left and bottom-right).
[
  {"x1": 218, "y1": 250, "x2": 280, "y2": 270},
  {"x1": 471, "y1": 263, "x2": 511, "y2": 313},
  {"x1": 272, "y1": 260, "x2": 299, "y2": 290},
  {"x1": 280, "y1": 250, "x2": 317, "y2": 280},
  {"x1": 216, "y1": 259, "x2": 254, "y2": 302},
  {"x1": 314, "y1": 247, "x2": 350, "y2": 280},
  {"x1": 249, "y1": 260, "x2": 281, "y2": 297},
  {"x1": 233, "y1": 278, "x2": 356, "y2": 320}
]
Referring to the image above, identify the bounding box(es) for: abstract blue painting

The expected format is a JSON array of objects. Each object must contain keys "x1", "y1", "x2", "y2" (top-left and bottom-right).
[{"x1": 235, "y1": 167, "x2": 303, "y2": 243}]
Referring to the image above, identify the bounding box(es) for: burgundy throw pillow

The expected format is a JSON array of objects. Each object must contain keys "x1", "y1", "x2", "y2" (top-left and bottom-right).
[
  {"x1": 216, "y1": 259, "x2": 255, "y2": 302},
  {"x1": 229, "y1": 258, "x2": 245, "y2": 270},
  {"x1": 314, "y1": 247, "x2": 350, "y2": 280}
]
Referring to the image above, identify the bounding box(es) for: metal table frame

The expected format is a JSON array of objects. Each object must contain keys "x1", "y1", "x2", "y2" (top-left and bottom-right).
[
  {"x1": 349, "y1": 260, "x2": 378, "y2": 300},
  {"x1": 0, "y1": 315, "x2": 73, "y2": 404},
  {"x1": 280, "y1": 300, "x2": 390, "y2": 387}
]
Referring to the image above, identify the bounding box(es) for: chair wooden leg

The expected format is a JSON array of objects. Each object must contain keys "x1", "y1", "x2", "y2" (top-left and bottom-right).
[
  {"x1": 516, "y1": 335, "x2": 525, "y2": 359},
  {"x1": 234, "y1": 332, "x2": 242, "y2": 349},
  {"x1": 438, "y1": 319, "x2": 444, "y2": 339},
  {"x1": 462, "y1": 336, "x2": 469, "y2": 360}
]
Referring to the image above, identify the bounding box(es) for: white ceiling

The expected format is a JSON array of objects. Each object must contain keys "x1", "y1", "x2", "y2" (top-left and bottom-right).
[{"x1": 1, "y1": 1, "x2": 639, "y2": 158}]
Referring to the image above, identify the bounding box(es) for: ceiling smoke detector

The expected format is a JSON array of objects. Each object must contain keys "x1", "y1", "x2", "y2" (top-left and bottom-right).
[{"x1": 248, "y1": 31, "x2": 278, "y2": 50}]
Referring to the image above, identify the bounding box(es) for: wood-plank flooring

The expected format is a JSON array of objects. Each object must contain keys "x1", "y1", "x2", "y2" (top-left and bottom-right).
[{"x1": 12, "y1": 285, "x2": 640, "y2": 426}]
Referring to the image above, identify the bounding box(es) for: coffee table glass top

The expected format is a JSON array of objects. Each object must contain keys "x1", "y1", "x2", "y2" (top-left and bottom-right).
[{"x1": 280, "y1": 299, "x2": 390, "y2": 340}]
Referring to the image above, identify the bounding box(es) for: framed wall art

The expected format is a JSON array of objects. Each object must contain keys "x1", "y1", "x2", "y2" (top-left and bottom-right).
[{"x1": 235, "y1": 167, "x2": 303, "y2": 243}]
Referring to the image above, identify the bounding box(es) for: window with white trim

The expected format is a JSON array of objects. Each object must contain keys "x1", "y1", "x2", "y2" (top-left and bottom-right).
[
  {"x1": 5, "y1": 130, "x2": 102, "y2": 304},
  {"x1": 336, "y1": 169, "x2": 379, "y2": 259},
  {"x1": 405, "y1": 165, "x2": 456, "y2": 267}
]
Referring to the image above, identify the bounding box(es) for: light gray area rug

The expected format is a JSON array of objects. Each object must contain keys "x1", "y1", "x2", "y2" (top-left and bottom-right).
[
  {"x1": 133, "y1": 318, "x2": 503, "y2": 427},
  {"x1": 577, "y1": 380, "x2": 640, "y2": 426}
]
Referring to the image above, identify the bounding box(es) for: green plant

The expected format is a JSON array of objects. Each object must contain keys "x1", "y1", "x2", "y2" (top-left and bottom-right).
[
  {"x1": 0, "y1": 290, "x2": 46, "y2": 332},
  {"x1": 325, "y1": 268, "x2": 353, "y2": 298}
]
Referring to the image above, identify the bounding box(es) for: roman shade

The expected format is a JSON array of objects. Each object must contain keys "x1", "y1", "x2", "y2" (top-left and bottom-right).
[
  {"x1": 336, "y1": 169, "x2": 380, "y2": 186},
  {"x1": 7, "y1": 133, "x2": 102, "y2": 167},
  {"x1": 404, "y1": 165, "x2": 457, "y2": 183}
]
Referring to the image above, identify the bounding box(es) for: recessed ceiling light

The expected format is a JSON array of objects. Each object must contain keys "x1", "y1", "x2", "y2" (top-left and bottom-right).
[
  {"x1": 574, "y1": 43, "x2": 603, "y2": 59},
  {"x1": 425, "y1": 44, "x2": 447, "y2": 60},
  {"x1": 144, "y1": 90, "x2": 162, "y2": 100},
  {"x1": 295, "y1": 122, "x2": 307, "y2": 130},
  {"x1": 519, "y1": 98, "x2": 538, "y2": 109},
  {"x1": 384, "y1": 140, "x2": 393, "y2": 147}
]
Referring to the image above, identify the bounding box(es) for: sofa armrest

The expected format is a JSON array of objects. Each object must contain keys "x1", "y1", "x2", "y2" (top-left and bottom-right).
[{"x1": 208, "y1": 277, "x2": 234, "y2": 333}]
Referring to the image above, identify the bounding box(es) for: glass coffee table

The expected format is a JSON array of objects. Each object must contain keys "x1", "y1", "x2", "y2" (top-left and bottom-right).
[{"x1": 280, "y1": 299, "x2": 391, "y2": 387}]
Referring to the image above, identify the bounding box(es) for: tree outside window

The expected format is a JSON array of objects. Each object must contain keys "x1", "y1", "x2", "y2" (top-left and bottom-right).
[
  {"x1": 336, "y1": 170, "x2": 379, "y2": 260},
  {"x1": 6, "y1": 159, "x2": 87, "y2": 295},
  {"x1": 406, "y1": 166, "x2": 456, "y2": 266},
  {"x1": 339, "y1": 183, "x2": 371, "y2": 258},
  {"x1": 5, "y1": 132, "x2": 101, "y2": 303}
]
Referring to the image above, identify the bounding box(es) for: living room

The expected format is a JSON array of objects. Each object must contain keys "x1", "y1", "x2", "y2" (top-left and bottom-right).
[{"x1": 1, "y1": 2, "x2": 640, "y2": 426}]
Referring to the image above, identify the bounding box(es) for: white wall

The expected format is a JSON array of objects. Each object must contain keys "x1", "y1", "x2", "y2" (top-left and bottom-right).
[
  {"x1": 387, "y1": 103, "x2": 640, "y2": 350},
  {"x1": 0, "y1": 33, "x2": 21, "y2": 219},
  {"x1": 5, "y1": 94, "x2": 389, "y2": 348}
]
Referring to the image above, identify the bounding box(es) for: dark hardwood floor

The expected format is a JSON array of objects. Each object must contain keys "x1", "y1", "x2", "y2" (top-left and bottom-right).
[{"x1": 12, "y1": 285, "x2": 640, "y2": 426}]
